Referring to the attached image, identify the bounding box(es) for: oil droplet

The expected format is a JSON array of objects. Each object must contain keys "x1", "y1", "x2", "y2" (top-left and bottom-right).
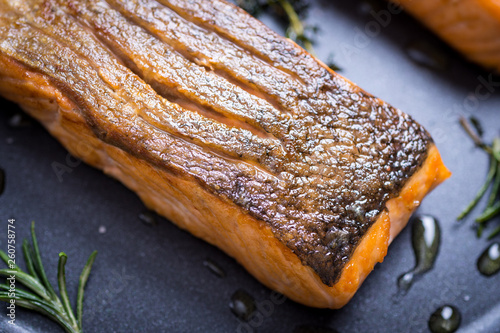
[
  {"x1": 203, "y1": 258, "x2": 226, "y2": 278},
  {"x1": 405, "y1": 40, "x2": 450, "y2": 71},
  {"x1": 0, "y1": 168, "x2": 4, "y2": 196},
  {"x1": 138, "y1": 210, "x2": 158, "y2": 226},
  {"x1": 98, "y1": 225, "x2": 106, "y2": 234},
  {"x1": 477, "y1": 242, "x2": 500, "y2": 277},
  {"x1": 229, "y1": 289, "x2": 256, "y2": 322},
  {"x1": 293, "y1": 325, "x2": 339, "y2": 333},
  {"x1": 428, "y1": 305, "x2": 461, "y2": 333},
  {"x1": 398, "y1": 272, "x2": 414, "y2": 291},
  {"x1": 8, "y1": 113, "x2": 33, "y2": 128},
  {"x1": 398, "y1": 215, "x2": 440, "y2": 291}
]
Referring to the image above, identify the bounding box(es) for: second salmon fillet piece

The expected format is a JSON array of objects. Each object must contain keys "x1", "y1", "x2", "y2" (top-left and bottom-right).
[
  {"x1": 394, "y1": 0, "x2": 500, "y2": 72},
  {"x1": 0, "y1": 0, "x2": 450, "y2": 308}
]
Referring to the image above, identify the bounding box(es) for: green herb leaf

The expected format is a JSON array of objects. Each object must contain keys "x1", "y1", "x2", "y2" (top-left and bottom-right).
[
  {"x1": 77, "y1": 251, "x2": 97, "y2": 330},
  {"x1": 476, "y1": 202, "x2": 500, "y2": 223},
  {"x1": 457, "y1": 157, "x2": 497, "y2": 220},
  {"x1": 487, "y1": 163, "x2": 500, "y2": 208},
  {"x1": 488, "y1": 225, "x2": 500, "y2": 240},
  {"x1": 459, "y1": 117, "x2": 500, "y2": 239},
  {"x1": 30, "y1": 221, "x2": 58, "y2": 300},
  {"x1": 279, "y1": 0, "x2": 315, "y2": 54},
  {"x1": 0, "y1": 269, "x2": 51, "y2": 301},
  {"x1": 0, "y1": 222, "x2": 97, "y2": 333},
  {"x1": 23, "y1": 239, "x2": 40, "y2": 280},
  {"x1": 493, "y1": 138, "x2": 500, "y2": 163},
  {"x1": 58, "y1": 252, "x2": 79, "y2": 330},
  {"x1": 469, "y1": 116, "x2": 484, "y2": 138}
]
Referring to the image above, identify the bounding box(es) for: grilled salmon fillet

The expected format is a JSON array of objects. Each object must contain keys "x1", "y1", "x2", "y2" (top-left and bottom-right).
[
  {"x1": 393, "y1": 0, "x2": 500, "y2": 72},
  {"x1": 0, "y1": 0, "x2": 450, "y2": 308}
]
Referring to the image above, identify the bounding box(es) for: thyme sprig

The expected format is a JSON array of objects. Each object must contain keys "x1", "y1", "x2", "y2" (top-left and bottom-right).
[
  {"x1": 0, "y1": 222, "x2": 97, "y2": 332},
  {"x1": 458, "y1": 117, "x2": 500, "y2": 238}
]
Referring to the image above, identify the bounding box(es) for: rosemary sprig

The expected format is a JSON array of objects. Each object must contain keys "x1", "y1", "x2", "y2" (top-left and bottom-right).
[
  {"x1": 0, "y1": 222, "x2": 97, "y2": 333},
  {"x1": 458, "y1": 117, "x2": 500, "y2": 238},
  {"x1": 457, "y1": 157, "x2": 497, "y2": 221}
]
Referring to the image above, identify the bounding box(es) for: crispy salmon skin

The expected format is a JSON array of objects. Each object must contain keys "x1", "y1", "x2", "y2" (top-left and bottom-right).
[{"x1": 0, "y1": 0, "x2": 450, "y2": 308}]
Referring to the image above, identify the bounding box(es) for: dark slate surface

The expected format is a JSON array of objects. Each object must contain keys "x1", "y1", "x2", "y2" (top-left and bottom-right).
[{"x1": 1, "y1": 0, "x2": 500, "y2": 332}]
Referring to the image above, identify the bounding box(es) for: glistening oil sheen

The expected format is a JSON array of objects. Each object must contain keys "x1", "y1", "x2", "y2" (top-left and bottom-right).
[
  {"x1": 428, "y1": 305, "x2": 461, "y2": 333},
  {"x1": 477, "y1": 242, "x2": 500, "y2": 276},
  {"x1": 398, "y1": 215, "x2": 440, "y2": 291}
]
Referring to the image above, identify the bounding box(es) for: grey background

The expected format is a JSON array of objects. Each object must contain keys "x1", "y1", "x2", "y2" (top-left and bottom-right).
[{"x1": 1, "y1": 0, "x2": 500, "y2": 332}]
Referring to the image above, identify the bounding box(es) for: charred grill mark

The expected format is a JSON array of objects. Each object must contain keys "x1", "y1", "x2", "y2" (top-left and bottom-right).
[
  {"x1": 20, "y1": 1, "x2": 287, "y2": 174},
  {"x1": 0, "y1": 0, "x2": 433, "y2": 286},
  {"x1": 72, "y1": 0, "x2": 288, "y2": 143},
  {"x1": 158, "y1": 0, "x2": 350, "y2": 99},
  {"x1": 156, "y1": 0, "x2": 308, "y2": 85},
  {"x1": 103, "y1": 0, "x2": 416, "y2": 164},
  {"x1": 0, "y1": 16, "x2": 279, "y2": 188},
  {"x1": 105, "y1": 0, "x2": 305, "y2": 116}
]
